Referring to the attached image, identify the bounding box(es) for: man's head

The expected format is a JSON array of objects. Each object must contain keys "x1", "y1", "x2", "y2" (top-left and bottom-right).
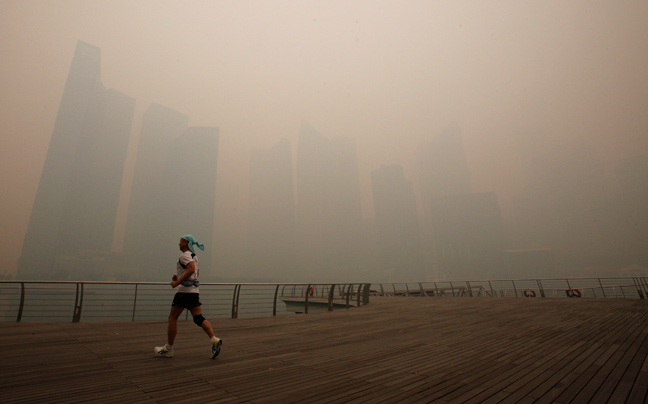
[{"x1": 179, "y1": 237, "x2": 189, "y2": 252}]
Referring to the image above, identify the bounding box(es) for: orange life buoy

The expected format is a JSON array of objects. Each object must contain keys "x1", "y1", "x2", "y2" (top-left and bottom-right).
[
  {"x1": 566, "y1": 288, "x2": 581, "y2": 298},
  {"x1": 523, "y1": 289, "x2": 536, "y2": 298},
  {"x1": 308, "y1": 286, "x2": 314, "y2": 296}
]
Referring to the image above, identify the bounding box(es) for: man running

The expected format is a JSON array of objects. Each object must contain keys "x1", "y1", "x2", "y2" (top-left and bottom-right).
[{"x1": 155, "y1": 234, "x2": 222, "y2": 359}]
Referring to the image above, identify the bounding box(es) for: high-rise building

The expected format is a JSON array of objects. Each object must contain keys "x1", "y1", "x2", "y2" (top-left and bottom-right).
[
  {"x1": 127, "y1": 127, "x2": 219, "y2": 280},
  {"x1": 295, "y1": 122, "x2": 363, "y2": 281},
  {"x1": 415, "y1": 125, "x2": 473, "y2": 279},
  {"x1": 597, "y1": 154, "x2": 648, "y2": 270},
  {"x1": 247, "y1": 139, "x2": 296, "y2": 280},
  {"x1": 18, "y1": 41, "x2": 135, "y2": 279},
  {"x1": 371, "y1": 165, "x2": 424, "y2": 281},
  {"x1": 123, "y1": 104, "x2": 188, "y2": 279},
  {"x1": 431, "y1": 192, "x2": 505, "y2": 280},
  {"x1": 416, "y1": 124, "x2": 472, "y2": 202},
  {"x1": 511, "y1": 141, "x2": 610, "y2": 275}
]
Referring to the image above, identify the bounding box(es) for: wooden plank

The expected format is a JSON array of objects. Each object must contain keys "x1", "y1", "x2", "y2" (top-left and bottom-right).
[{"x1": 1, "y1": 298, "x2": 647, "y2": 403}]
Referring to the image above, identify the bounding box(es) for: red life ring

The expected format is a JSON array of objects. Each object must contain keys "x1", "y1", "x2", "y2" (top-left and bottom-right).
[
  {"x1": 566, "y1": 288, "x2": 581, "y2": 298},
  {"x1": 523, "y1": 289, "x2": 536, "y2": 298},
  {"x1": 308, "y1": 286, "x2": 314, "y2": 296}
]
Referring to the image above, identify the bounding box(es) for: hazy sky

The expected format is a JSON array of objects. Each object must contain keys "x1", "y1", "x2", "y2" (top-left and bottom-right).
[{"x1": 1, "y1": 0, "x2": 647, "y2": 276}]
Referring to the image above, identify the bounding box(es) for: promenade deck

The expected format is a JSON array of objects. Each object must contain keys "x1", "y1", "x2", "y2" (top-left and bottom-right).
[{"x1": 1, "y1": 297, "x2": 647, "y2": 403}]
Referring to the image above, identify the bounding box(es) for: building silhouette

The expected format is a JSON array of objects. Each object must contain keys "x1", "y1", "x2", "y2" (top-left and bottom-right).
[
  {"x1": 371, "y1": 165, "x2": 424, "y2": 281},
  {"x1": 600, "y1": 154, "x2": 648, "y2": 271},
  {"x1": 511, "y1": 141, "x2": 611, "y2": 276},
  {"x1": 247, "y1": 139, "x2": 296, "y2": 280},
  {"x1": 431, "y1": 192, "x2": 505, "y2": 280},
  {"x1": 18, "y1": 41, "x2": 135, "y2": 279},
  {"x1": 295, "y1": 122, "x2": 364, "y2": 281},
  {"x1": 415, "y1": 125, "x2": 473, "y2": 279},
  {"x1": 416, "y1": 124, "x2": 472, "y2": 202},
  {"x1": 126, "y1": 127, "x2": 219, "y2": 280},
  {"x1": 122, "y1": 103, "x2": 188, "y2": 280}
]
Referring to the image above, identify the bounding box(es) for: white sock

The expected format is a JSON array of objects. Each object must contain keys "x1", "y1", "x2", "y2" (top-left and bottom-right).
[
  {"x1": 210, "y1": 336, "x2": 217, "y2": 343},
  {"x1": 166, "y1": 344, "x2": 173, "y2": 350}
]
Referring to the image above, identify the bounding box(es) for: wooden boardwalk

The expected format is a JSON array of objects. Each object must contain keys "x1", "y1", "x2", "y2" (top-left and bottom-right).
[{"x1": 1, "y1": 297, "x2": 647, "y2": 403}]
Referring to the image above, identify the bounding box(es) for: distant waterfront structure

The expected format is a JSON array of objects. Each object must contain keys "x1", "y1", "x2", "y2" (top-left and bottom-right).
[
  {"x1": 431, "y1": 192, "x2": 505, "y2": 280},
  {"x1": 295, "y1": 122, "x2": 364, "y2": 281},
  {"x1": 247, "y1": 139, "x2": 296, "y2": 280},
  {"x1": 122, "y1": 103, "x2": 189, "y2": 280},
  {"x1": 415, "y1": 125, "x2": 473, "y2": 278},
  {"x1": 584, "y1": 153, "x2": 647, "y2": 274},
  {"x1": 126, "y1": 127, "x2": 220, "y2": 280},
  {"x1": 18, "y1": 41, "x2": 135, "y2": 280},
  {"x1": 371, "y1": 165, "x2": 424, "y2": 281},
  {"x1": 512, "y1": 141, "x2": 613, "y2": 275},
  {"x1": 416, "y1": 124, "x2": 472, "y2": 202}
]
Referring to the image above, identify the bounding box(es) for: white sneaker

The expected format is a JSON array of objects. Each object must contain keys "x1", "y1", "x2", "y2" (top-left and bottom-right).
[
  {"x1": 211, "y1": 338, "x2": 222, "y2": 359},
  {"x1": 154, "y1": 345, "x2": 173, "y2": 358}
]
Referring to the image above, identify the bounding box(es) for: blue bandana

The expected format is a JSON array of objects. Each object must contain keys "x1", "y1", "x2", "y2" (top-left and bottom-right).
[{"x1": 181, "y1": 234, "x2": 205, "y2": 253}]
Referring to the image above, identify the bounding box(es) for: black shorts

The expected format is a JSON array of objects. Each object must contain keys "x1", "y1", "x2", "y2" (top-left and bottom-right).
[{"x1": 172, "y1": 293, "x2": 202, "y2": 309}]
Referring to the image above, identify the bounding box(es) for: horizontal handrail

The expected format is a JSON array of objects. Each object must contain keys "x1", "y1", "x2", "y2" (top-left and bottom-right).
[
  {"x1": 0, "y1": 281, "x2": 371, "y2": 323},
  {"x1": 3, "y1": 277, "x2": 644, "y2": 323},
  {"x1": 372, "y1": 277, "x2": 648, "y2": 300}
]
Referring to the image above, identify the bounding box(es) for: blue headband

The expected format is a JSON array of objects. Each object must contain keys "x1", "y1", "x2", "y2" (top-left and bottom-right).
[{"x1": 181, "y1": 234, "x2": 205, "y2": 253}]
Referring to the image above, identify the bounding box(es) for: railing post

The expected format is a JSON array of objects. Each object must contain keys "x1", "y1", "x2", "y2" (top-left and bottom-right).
[
  {"x1": 328, "y1": 284, "x2": 336, "y2": 311},
  {"x1": 356, "y1": 283, "x2": 362, "y2": 307},
  {"x1": 273, "y1": 284, "x2": 280, "y2": 316},
  {"x1": 131, "y1": 284, "x2": 138, "y2": 322},
  {"x1": 379, "y1": 283, "x2": 385, "y2": 296},
  {"x1": 434, "y1": 282, "x2": 439, "y2": 297},
  {"x1": 17, "y1": 282, "x2": 25, "y2": 322},
  {"x1": 346, "y1": 284, "x2": 352, "y2": 308},
  {"x1": 537, "y1": 279, "x2": 546, "y2": 298},
  {"x1": 305, "y1": 284, "x2": 311, "y2": 314},
  {"x1": 363, "y1": 283, "x2": 371, "y2": 305},
  {"x1": 633, "y1": 278, "x2": 644, "y2": 299},
  {"x1": 598, "y1": 278, "x2": 607, "y2": 298},
  {"x1": 231, "y1": 285, "x2": 241, "y2": 319},
  {"x1": 72, "y1": 283, "x2": 84, "y2": 323},
  {"x1": 450, "y1": 282, "x2": 454, "y2": 297},
  {"x1": 641, "y1": 278, "x2": 648, "y2": 299},
  {"x1": 512, "y1": 280, "x2": 518, "y2": 298},
  {"x1": 419, "y1": 283, "x2": 427, "y2": 297},
  {"x1": 466, "y1": 281, "x2": 472, "y2": 297}
]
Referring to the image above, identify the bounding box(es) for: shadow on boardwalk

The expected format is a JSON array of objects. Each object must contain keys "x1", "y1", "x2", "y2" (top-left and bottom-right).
[{"x1": 1, "y1": 297, "x2": 647, "y2": 403}]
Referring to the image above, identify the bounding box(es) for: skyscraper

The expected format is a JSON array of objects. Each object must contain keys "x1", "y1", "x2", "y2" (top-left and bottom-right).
[
  {"x1": 512, "y1": 141, "x2": 610, "y2": 275},
  {"x1": 415, "y1": 125, "x2": 473, "y2": 279},
  {"x1": 247, "y1": 139, "x2": 296, "y2": 280},
  {"x1": 18, "y1": 41, "x2": 135, "y2": 279},
  {"x1": 295, "y1": 122, "x2": 363, "y2": 281},
  {"x1": 431, "y1": 192, "x2": 505, "y2": 280},
  {"x1": 126, "y1": 126, "x2": 219, "y2": 280},
  {"x1": 371, "y1": 165, "x2": 424, "y2": 281},
  {"x1": 416, "y1": 124, "x2": 472, "y2": 202},
  {"x1": 123, "y1": 103, "x2": 189, "y2": 279}
]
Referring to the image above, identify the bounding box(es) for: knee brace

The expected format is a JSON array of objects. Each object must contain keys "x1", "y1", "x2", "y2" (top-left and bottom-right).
[{"x1": 193, "y1": 314, "x2": 205, "y2": 326}]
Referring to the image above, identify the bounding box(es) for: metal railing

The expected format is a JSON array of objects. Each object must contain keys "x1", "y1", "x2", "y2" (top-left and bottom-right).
[
  {"x1": 3, "y1": 277, "x2": 644, "y2": 323},
  {"x1": 372, "y1": 277, "x2": 648, "y2": 300},
  {"x1": 0, "y1": 281, "x2": 371, "y2": 323}
]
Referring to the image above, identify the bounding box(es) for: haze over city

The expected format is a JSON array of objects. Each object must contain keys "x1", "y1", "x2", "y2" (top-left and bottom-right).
[{"x1": 1, "y1": 1, "x2": 647, "y2": 282}]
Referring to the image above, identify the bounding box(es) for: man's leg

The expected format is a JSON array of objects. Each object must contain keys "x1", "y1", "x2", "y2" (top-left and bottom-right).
[
  {"x1": 189, "y1": 306, "x2": 214, "y2": 338},
  {"x1": 168, "y1": 306, "x2": 184, "y2": 346}
]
